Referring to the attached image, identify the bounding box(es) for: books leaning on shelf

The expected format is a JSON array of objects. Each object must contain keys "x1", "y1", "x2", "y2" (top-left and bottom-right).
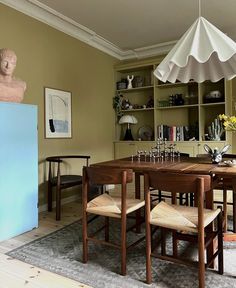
[{"x1": 157, "y1": 125, "x2": 190, "y2": 141}]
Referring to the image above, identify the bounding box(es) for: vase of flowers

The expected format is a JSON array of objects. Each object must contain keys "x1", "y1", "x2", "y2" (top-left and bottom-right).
[{"x1": 219, "y1": 114, "x2": 236, "y2": 131}]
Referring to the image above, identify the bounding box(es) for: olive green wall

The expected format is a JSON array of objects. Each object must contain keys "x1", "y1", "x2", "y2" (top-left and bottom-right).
[{"x1": 0, "y1": 4, "x2": 119, "y2": 206}]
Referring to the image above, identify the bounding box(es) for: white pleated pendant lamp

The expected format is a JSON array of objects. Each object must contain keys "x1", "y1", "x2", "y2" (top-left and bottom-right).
[{"x1": 154, "y1": 1, "x2": 236, "y2": 83}]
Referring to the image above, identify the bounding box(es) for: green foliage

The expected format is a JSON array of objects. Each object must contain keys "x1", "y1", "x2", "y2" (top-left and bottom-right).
[{"x1": 113, "y1": 93, "x2": 123, "y2": 118}]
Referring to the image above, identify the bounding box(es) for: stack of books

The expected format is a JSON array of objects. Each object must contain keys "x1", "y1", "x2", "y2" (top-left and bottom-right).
[{"x1": 157, "y1": 125, "x2": 190, "y2": 141}]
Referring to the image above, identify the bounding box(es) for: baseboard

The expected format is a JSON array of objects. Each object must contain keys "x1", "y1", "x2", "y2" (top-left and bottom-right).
[{"x1": 38, "y1": 194, "x2": 80, "y2": 213}]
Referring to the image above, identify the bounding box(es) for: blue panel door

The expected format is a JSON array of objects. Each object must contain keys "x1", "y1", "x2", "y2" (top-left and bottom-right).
[{"x1": 0, "y1": 102, "x2": 38, "y2": 241}]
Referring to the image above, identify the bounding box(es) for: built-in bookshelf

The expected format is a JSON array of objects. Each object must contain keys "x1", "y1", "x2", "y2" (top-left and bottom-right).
[{"x1": 113, "y1": 57, "x2": 232, "y2": 158}]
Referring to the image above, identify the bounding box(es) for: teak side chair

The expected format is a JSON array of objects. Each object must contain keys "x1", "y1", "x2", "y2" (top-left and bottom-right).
[
  {"x1": 82, "y1": 166, "x2": 145, "y2": 276},
  {"x1": 46, "y1": 155, "x2": 90, "y2": 221},
  {"x1": 197, "y1": 153, "x2": 236, "y2": 232},
  {"x1": 150, "y1": 153, "x2": 192, "y2": 206},
  {"x1": 144, "y1": 171, "x2": 223, "y2": 288}
]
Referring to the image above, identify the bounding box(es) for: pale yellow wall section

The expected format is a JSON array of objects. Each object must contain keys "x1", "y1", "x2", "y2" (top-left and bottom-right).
[{"x1": 0, "y1": 4, "x2": 119, "y2": 205}]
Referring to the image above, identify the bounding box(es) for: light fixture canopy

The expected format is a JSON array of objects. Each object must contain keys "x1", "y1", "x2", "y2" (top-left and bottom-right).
[
  {"x1": 154, "y1": 16, "x2": 236, "y2": 83},
  {"x1": 119, "y1": 115, "x2": 138, "y2": 141}
]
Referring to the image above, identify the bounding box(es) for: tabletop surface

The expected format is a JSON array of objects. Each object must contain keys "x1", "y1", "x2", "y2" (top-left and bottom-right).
[{"x1": 92, "y1": 156, "x2": 236, "y2": 176}]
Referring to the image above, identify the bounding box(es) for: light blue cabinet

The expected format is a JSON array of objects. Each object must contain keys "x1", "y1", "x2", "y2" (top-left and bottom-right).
[{"x1": 0, "y1": 102, "x2": 38, "y2": 242}]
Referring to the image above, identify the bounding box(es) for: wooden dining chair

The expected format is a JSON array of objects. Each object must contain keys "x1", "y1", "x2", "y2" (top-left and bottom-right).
[
  {"x1": 150, "y1": 153, "x2": 191, "y2": 205},
  {"x1": 82, "y1": 166, "x2": 145, "y2": 276},
  {"x1": 46, "y1": 155, "x2": 91, "y2": 221},
  {"x1": 197, "y1": 153, "x2": 236, "y2": 232},
  {"x1": 144, "y1": 171, "x2": 223, "y2": 288}
]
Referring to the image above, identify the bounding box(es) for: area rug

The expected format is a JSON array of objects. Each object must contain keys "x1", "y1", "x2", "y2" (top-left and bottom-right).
[{"x1": 6, "y1": 218, "x2": 236, "y2": 288}]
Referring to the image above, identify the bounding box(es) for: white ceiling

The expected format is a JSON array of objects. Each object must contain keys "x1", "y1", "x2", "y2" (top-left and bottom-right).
[{"x1": 2, "y1": 0, "x2": 236, "y2": 59}]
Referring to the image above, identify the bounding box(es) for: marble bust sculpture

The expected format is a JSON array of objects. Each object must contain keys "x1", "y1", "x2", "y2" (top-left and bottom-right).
[{"x1": 0, "y1": 48, "x2": 26, "y2": 103}]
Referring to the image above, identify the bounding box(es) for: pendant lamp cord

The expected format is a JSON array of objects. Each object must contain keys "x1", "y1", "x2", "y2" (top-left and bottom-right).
[{"x1": 198, "y1": 0, "x2": 201, "y2": 17}]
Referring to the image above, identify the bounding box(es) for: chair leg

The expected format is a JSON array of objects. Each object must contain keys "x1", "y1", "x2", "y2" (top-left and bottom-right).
[
  {"x1": 223, "y1": 188, "x2": 228, "y2": 233},
  {"x1": 48, "y1": 183, "x2": 52, "y2": 212},
  {"x1": 146, "y1": 222, "x2": 152, "y2": 284},
  {"x1": 218, "y1": 210, "x2": 224, "y2": 275},
  {"x1": 158, "y1": 190, "x2": 162, "y2": 202},
  {"x1": 190, "y1": 193, "x2": 194, "y2": 207},
  {"x1": 56, "y1": 186, "x2": 61, "y2": 221},
  {"x1": 161, "y1": 228, "x2": 166, "y2": 256},
  {"x1": 172, "y1": 231, "x2": 178, "y2": 257},
  {"x1": 198, "y1": 231, "x2": 205, "y2": 288},
  {"x1": 82, "y1": 212, "x2": 88, "y2": 263},
  {"x1": 105, "y1": 217, "x2": 109, "y2": 242},
  {"x1": 121, "y1": 215, "x2": 127, "y2": 276}
]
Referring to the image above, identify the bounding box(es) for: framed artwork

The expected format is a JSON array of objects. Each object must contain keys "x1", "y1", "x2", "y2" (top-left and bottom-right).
[{"x1": 44, "y1": 87, "x2": 72, "y2": 138}]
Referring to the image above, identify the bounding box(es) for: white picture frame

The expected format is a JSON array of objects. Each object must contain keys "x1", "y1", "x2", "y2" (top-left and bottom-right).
[{"x1": 44, "y1": 87, "x2": 72, "y2": 138}]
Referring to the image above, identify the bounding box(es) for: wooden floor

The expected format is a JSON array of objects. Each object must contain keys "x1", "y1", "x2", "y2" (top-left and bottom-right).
[{"x1": 0, "y1": 201, "x2": 91, "y2": 288}]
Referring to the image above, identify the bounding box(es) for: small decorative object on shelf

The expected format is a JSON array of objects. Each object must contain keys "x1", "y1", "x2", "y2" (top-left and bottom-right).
[
  {"x1": 122, "y1": 98, "x2": 131, "y2": 110},
  {"x1": 138, "y1": 125, "x2": 153, "y2": 141},
  {"x1": 146, "y1": 97, "x2": 154, "y2": 108},
  {"x1": 168, "y1": 94, "x2": 185, "y2": 106},
  {"x1": 204, "y1": 144, "x2": 231, "y2": 164},
  {"x1": 127, "y1": 75, "x2": 134, "y2": 89},
  {"x1": 204, "y1": 90, "x2": 224, "y2": 103},
  {"x1": 219, "y1": 114, "x2": 236, "y2": 131},
  {"x1": 133, "y1": 76, "x2": 143, "y2": 88},
  {"x1": 207, "y1": 117, "x2": 224, "y2": 140},
  {"x1": 116, "y1": 79, "x2": 127, "y2": 90}
]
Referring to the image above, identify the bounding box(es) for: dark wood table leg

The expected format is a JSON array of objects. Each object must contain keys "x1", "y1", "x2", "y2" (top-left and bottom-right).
[{"x1": 135, "y1": 172, "x2": 141, "y2": 233}]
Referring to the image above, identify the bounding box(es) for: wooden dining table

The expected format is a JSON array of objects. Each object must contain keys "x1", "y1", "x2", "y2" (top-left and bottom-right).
[{"x1": 92, "y1": 155, "x2": 236, "y2": 240}]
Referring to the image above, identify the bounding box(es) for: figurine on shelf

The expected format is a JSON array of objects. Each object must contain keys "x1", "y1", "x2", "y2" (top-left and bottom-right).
[
  {"x1": 127, "y1": 75, "x2": 134, "y2": 89},
  {"x1": 208, "y1": 117, "x2": 224, "y2": 140}
]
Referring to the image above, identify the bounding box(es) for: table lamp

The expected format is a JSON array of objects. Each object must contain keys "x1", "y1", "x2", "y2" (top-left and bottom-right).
[{"x1": 119, "y1": 115, "x2": 138, "y2": 140}]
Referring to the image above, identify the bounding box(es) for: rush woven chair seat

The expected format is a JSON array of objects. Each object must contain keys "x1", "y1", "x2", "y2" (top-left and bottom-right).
[
  {"x1": 46, "y1": 155, "x2": 91, "y2": 221},
  {"x1": 144, "y1": 171, "x2": 223, "y2": 288},
  {"x1": 82, "y1": 166, "x2": 145, "y2": 276}
]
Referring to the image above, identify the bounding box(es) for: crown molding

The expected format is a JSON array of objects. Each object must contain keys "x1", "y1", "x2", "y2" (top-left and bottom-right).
[{"x1": 0, "y1": 0, "x2": 176, "y2": 60}]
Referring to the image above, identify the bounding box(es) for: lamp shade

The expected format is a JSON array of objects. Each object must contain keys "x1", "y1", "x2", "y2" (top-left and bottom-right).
[
  {"x1": 119, "y1": 115, "x2": 138, "y2": 125},
  {"x1": 154, "y1": 17, "x2": 236, "y2": 83}
]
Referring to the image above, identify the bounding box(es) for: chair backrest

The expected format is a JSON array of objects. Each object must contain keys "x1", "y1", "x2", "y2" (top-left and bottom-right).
[
  {"x1": 83, "y1": 167, "x2": 133, "y2": 205},
  {"x1": 144, "y1": 171, "x2": 211, "y2": 204},
  {"x1": 46, "y1": 155, "x2": 90, "y2": 183},
  {"x1": 196, "y1": 153, "x2": 210, "y2": 158},
  {"x1": 179, "y1": 152, "x2": 190, "y2": 157},
  {"x1": 83, "y1": 166, "x2": 133, "y2": 186},
  {"x1": 46, "y1": 155, "x2": 90, "y2": 166}
]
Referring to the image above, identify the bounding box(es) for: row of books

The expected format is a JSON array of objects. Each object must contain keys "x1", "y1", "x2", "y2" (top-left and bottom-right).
[{"x1": 157, "y1": 125, "x2": 192, "y2": 141}]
